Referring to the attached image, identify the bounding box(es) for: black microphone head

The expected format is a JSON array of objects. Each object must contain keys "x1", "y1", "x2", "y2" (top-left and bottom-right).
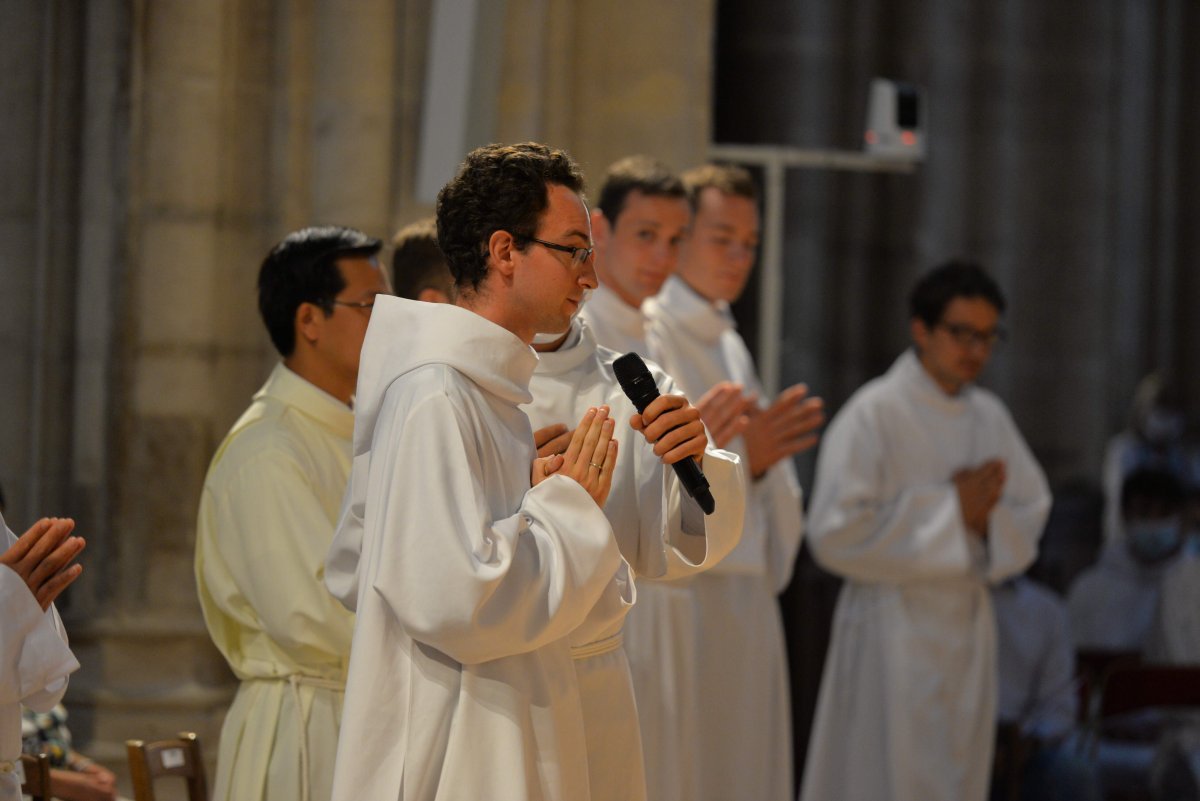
[{"x1": 612, "y1": 352, "x2": 659, "y2": 413}]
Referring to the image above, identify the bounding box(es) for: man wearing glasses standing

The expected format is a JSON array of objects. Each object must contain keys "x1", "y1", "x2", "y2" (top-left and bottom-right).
[
  {"x1": 800, "y1": 261, "x2": 1051, "y2": 801},
  {"x1": 194, "y1": 226, "x2": 388, "y2": 801}
]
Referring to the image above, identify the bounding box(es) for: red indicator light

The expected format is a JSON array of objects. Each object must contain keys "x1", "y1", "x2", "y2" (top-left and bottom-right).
[
  {"x1": 865, "y1": 130, "x2": 878, "y2": 144},
  {"x1": 901, "y1": 130, "x2": 917, "y2": 146}
]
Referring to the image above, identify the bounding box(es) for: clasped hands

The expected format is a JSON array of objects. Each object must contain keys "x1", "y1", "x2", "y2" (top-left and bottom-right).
[
  {"x1": 953, "y1": 459, "x2": 1006, "y2": 538},
  {"x1": 1, "y1": 517, "x2": 85, "y2": 611},
  {"x1": 532, "y1": 395, "x2": 709, "y2": 507},
  {"x1": 695, "y1": 381, "x2": 825, "y2": 479}
]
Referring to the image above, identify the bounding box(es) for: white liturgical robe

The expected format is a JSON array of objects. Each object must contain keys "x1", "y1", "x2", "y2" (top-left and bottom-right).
[
  {"x1": 579, "y1": 283, "x2": 652, "y2": 360},
  {"x1": 646, "y1": 275, "x2": 803, "y2": 801},
  {"x1": 523, "y1": 320, "x2": 746, "y2": 801},
  {"x1": 325, "y1": 297, "x2": 623, "y2": 801},
  {"x1": 801, "y1": 349, "x2": 1051, "y2": 801},
  {"x1": 1, "y1": 513, "x2": 79, "y2": 801},
  {"x1": 195, "y1": 363, "x2": 355, "y2": 801}
]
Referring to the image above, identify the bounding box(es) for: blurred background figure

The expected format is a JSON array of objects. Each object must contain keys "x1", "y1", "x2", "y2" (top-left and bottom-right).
[
  {"x1": 990, "y1": 573, "x2": 1099, "y2": 801},
  {"x1": 391, "y1": 217, "x2": 455, "y2": 304},
  {"x1": 1068, "y1": 468, "x2": 1187, "y2": 654}
]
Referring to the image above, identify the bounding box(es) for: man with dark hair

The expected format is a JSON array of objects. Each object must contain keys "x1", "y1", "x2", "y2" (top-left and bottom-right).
[
  {"x1": 194, "y1": 225, "x2": 388, "y2": 801},
  {"x1": 801, "y1": 260, "x2": 1050, "y2": 801},
  {"x1": 390, "y1": 217, "x2": 454, "y2": 303},
  {"x1": 579, "y1": 155, "x2": 692, "y2": 355},
  {"x1": 325, "y1": 142, "x2": 626, "y2": 801},
  {"x1": 646, "y1": 162, "x2": 821, "y2": 801}
]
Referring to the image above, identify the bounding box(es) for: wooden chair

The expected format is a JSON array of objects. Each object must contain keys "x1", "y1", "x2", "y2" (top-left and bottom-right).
[
  {"x1": 19, "y1": 752, "x2": 52, "y2": 801},
  {"x1": 1097, "y1": 664, "x2": 1200, "y2": 720},
  {"x1": 125, "y1": 732, "x2": 208, "y2": 801}
]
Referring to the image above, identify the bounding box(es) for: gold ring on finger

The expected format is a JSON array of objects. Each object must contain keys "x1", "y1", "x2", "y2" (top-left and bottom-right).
[{"x1": 588, "y1": 462, "x2": 603, "y2": 470}]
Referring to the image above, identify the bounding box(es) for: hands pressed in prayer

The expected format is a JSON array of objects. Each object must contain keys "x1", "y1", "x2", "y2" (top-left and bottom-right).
[
  {"x1": 533, "y1": 423, "x2": 574, "y2": 457},
  {"x1": 953, "y1": 459, "x2": 1006, "y2": 538},
  {"x1": 695, "y1": 382, "x2": 755, "y2": 448},
  {"x1": 743, "y1": 383, "x2": 825, "y2": 479},
  {"x1": 531, "y1": 406, "x2": 618, "y2": 507},
  {"x1": 630, "y1": 393, "x2": 708, "y2": 468},
  {"x1": 0, "y1": 517, "x2": 85, "y2": 611}
]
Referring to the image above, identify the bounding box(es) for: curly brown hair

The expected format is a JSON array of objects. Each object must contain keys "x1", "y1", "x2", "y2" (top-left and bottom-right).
[{"x1": 436, "y1": 142, "x2": 586, "y2": 293}]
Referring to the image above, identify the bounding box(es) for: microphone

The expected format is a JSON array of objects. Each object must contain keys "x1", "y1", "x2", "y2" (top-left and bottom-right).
[{"x1": 612, "y1": 353, "x2": 716, "y2": 515}]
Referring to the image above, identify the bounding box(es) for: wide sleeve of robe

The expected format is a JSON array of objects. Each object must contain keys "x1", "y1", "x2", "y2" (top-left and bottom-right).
[
  {"x1": 980, "y1": 402, "x2": 1052, "y2": 584},
  {"x1": 1, "y1": 524, "x2": 78, "y2": 712},
  {"x1": 624, "y1": 371, "x2": 746, "y2": 582},
  {"x1": 2, "y1": 521, "x2": 79, "y2": 801},
  {"x1": 195, "y1": 445, "x2": 353, "y2": 675},
  {"x1": 360, "y1": 386, "x2": 623, "y2": 667}
]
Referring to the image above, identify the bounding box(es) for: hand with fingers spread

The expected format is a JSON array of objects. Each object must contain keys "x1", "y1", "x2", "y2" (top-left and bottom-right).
[
  {"x1": 953, "y1": 459, "x2": 1006, "y2": 538},
  {"x1": 1, "y1": 517, "x2": 85, "y2": 611},
  {"x1": 695, "y1": 382, "x2": 755, "y2": 448},
  {"x1": 744, "y1": 383, "x2": 826, "y2": 479},
  {"x1": 533, "y1": 423, "x2": 573, "y2": 458},
  {"x1": 630, "y1": 393, "x2": 708, "y2": 468}
]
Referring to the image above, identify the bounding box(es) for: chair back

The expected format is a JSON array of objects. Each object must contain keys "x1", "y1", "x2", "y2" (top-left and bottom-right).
[
  {"x1": 1098, "y1": 664, "x2": 1200, "y2": 719},
  {"x1": 125, "y1": 731, "x2": 208, "y2": 801},
  {"x1": 19, "y1": 752, "x2": 52, "y2": 801}
]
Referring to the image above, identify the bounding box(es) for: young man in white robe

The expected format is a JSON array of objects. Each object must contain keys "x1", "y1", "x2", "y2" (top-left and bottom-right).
[
  {"x1": 194, "y1": 227, "x2": 390, "y2": 801},
  {"x1": 576, "y1": 155, "x2": 757, "y2": 801},
  {"x1": 645, "y1": 163, "x2": 823, "y2": 801},
  {"x1": 387, "y1": 207, "x2": 750, "y2": 801},
  {"x1": 1, "y1": 515, "x2": 83, "y2": 801},
  {"x1": 325, "y1": 143, "x2": 630, "y2": 801},
  {"x1": 801, "y1": 261, "x2": 1052, "y2": 801}
]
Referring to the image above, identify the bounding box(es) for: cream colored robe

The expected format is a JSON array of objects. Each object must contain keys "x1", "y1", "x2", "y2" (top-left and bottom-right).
[
  {"x1": 325, "y1": 297, "x2": 623, "y2": 801},
  {"x1": 1, "y1": 513, "x2": 78, "y2": 801},
  {"x1": 646, "y1": 275, "x2": 804, "y2": 801},
  {"x1": 195, "y1": 363, "x2": 354, "y2": 801},
  {"x1": 801, "y1": 349, "x2": 1050, "y2": 801},
  {"x1": 524, "y1": 320, "x2": 746, "y2": 801}
]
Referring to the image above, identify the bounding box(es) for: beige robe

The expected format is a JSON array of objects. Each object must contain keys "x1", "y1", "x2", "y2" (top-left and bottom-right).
[{"x1": 195, "y1": 364, "x2": 354, "y2": 801}]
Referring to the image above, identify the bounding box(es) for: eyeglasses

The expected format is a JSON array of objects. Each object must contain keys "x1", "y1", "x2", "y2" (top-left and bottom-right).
[
  {"x1": 519, "y1": 235, "x2": 595, "y2": 269},
  {"x1": 331, "y1": 299, "x2": 376, "y2": 313},
  {"x1": 937, "y1": 322, "x2": 1007, "y2": 348}
]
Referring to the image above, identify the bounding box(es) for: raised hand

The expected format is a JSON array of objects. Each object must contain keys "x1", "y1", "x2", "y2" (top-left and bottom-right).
[
  {"x1": 630, "y1": 393, "x2": 708, "y2": 467},
  {"x1": 953, "y1": 459, "x2": 1006, "y2": 537},
  {"x1": 695, "y1": 382, "x2": 755, "y2": 448},
  {"x1": 743, "y1": 383, "x2": 825, "y2": 479},
  {"x1": 533, "y1": 423, "x2": 573, "y2": 457},
  {"x1": 0, "y1": 517, "x2": 85, "y2": 611}
]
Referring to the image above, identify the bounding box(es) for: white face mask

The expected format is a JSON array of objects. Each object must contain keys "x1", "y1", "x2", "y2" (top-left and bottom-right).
[
  {"x1": 1125, "y1": 517, "x2": 1183, "y2": 564},
  {"x1": 532, "y1": 289, "x2": 591, "y2": 344}
]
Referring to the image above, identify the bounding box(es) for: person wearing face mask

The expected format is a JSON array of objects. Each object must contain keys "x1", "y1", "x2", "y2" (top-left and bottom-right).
[
  {"x1": 1146, "y1": 487, "x2": 1200, "y2": 664},
  {"x1": 1067, "y1": 468, "x2": 1187, "y2": 652},
  {"x1": 1100, "y1": 375, "x2": 1189, "y2": 546}
]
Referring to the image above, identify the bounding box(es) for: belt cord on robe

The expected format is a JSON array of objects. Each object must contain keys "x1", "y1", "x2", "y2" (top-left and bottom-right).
[
  {"x1": 0, "y1": 760, "x2": 13, "y2": 774},
  {"x1": 569, "y1": 632, "x2": 624, "y2": 660},
  {"x1": 285, "y1": 674, "x2": 346, "y2": 801}
]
